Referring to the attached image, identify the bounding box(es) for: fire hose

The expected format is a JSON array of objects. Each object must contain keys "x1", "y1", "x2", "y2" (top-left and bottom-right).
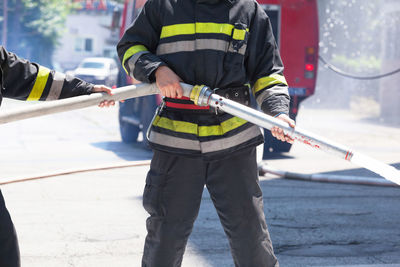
[{"x1": 0, "y1": 83, "x2": 399, "y2": 186}]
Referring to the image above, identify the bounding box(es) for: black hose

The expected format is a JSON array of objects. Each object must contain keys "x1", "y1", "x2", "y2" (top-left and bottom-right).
[{"x1": 319, "y1": 55, "x2": 400, "y2": 80}]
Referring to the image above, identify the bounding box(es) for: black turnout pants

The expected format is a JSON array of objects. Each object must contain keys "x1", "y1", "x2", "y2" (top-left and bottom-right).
[
  {"x1": 142, "y1": 147, "x2": 278, "y2": 267},
  {"x1": 0, "y1": 189, "x2": 20, "y2": 267}
]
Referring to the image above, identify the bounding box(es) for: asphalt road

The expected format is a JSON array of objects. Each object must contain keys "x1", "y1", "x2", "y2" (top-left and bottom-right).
[{"x1": 0, "y1": 98, "x2": 399, "y2": 266}]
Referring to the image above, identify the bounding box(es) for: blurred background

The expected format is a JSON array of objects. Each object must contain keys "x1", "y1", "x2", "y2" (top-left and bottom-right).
[{"x1": 1, "y1": 1, "x2": 400, "y2": 266}]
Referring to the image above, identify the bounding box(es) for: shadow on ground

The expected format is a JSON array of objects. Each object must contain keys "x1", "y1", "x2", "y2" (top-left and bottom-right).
[{"x1": 91, "y1": 141, "x2": 153, "y2": 161}]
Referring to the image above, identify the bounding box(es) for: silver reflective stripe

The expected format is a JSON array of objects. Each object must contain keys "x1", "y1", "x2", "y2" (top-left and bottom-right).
[
  {"x1": 255, "y1": 85, "x2": 289, "y2": 107},
  {"x1": 46, "y1": 72, "x2": 65, "y2": 100},
  {"x1": 228, "y1": 44, "x2": 247, "y2": 55},
  {"x1": 128, "y1": 50, "x2": 149, "y2": 76},
  {"x1": 157, "y1": 40, "x2": 196, "y2": 55},
  {"x1": 201, "y1": 125, "x2": 262, "y2": 153},
  {"x1": 156, "y1": 39, "x2": 246, "y2": 56},
  {"x1": 149, "y1": 130, "x2": 201, "y2": 151}
]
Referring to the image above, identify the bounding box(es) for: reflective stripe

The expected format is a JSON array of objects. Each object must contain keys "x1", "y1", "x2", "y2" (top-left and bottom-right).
[
  {"x1": 253, "y1": 74, "x2": 288, "y2": 94},
  {"x1": 153, "y1": 115, "x2": 248, "y2": 137},
  {"x1": 46, "y1": 72, "x2": 65, "y2": 100},
  {"x1": 255, "y1": 84, "x2": 289, "y2": 108},
  {"x1": 201, "y1": 125, "x2": 261, "y2": 153},
  {"x1": 198, "y1": 116, "x2": 247, "y2": 136},
  {"x1": 27, "y1": 66, "x2": 50, "y2": 101},
  {"x1": 149, "y1": 124, "x2": 261, "y2": 153},
  {"x1": 157, "y1": 40, "x2": 195, "y2": 55},
  {"x1": 149, "y1": 130, "x2": 201, "y2": 151},
  {"x1": 232, "y1": 28, "x2": 248, "y2": 40},
  {"x1": 127, "y1": 50, "x2": 149, "y2": 76},
  {"x1": 157, "y1": 39, "x2": 245, "y2": 55},
  {"x1": 160, "y1": 23, "x2": 196, "y2": 38},
  {"x1": 160, "y1": 23, "x2": 248, "y2": 39},
  {"x1": 153, "y1": 115, "x2": 198, "y2": 135},
  {"x1": 228, "y1": 43, "x2": 247, "y2": 55},
  {"x1": 122, "y1": 45, "x2": 148, "y2": 74},
  {"x1": 196, "y1": 23, "x2": 233, "y2": 36}
]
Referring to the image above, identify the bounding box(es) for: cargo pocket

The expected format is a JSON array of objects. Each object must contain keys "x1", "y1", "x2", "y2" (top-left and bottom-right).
[{"x1": 143, "y1": 170, "x2": 167, "y2": 217}]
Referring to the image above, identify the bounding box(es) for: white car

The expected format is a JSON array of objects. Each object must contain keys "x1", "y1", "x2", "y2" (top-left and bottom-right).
[{"x1": 72, "y1": 57, "x2": 119, "y2": 87}]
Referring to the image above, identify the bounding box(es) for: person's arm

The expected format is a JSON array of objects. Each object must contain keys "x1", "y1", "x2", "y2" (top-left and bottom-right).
[
  {"x1": 116, "y1": 0, "x2": 182, "y2": 98},
  {"x1": 245, "y1": 4, "x2": 294, "y2": 143},
  {"x1": 117, "y1": 0, "x2": 166, "y2": 83},
  {"x1": 0, "y1": 46, "x2": 114, "y2": 107}
]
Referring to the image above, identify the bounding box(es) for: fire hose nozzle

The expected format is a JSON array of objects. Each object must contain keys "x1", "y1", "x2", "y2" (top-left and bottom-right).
[{"x1": 189, "y1": 85, "x2": 213, "y2": 106}]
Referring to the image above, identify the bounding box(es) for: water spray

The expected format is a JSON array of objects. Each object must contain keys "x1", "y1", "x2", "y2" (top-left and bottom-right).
[{"x1": 0, "y1": 83, "x2": 399, "y2": 185}]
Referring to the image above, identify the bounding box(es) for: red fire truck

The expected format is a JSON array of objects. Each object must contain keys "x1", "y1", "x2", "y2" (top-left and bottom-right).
[{"x1": 117, "y1": 0, "x2": 319, "y2": 157}]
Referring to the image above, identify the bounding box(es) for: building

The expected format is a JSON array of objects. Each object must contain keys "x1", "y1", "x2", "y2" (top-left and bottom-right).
[{"x1": 53, "y1": 0, "x2": 122, "y2": 71}]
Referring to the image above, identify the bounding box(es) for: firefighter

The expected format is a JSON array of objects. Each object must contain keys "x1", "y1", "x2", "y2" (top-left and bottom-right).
[
  {"x1": 118, "y1": 0, "x2": 295, "y2": 266},
  {"x1": 0, "y1": 45, "x2": 114, "y2": 267}
]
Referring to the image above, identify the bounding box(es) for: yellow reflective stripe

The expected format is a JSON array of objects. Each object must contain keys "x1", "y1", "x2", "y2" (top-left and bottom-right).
[
  {"x1": 122, "y1": 45, "x2": 148, "y2": 73},
  {"x1": 253, "y1": 74, "x2": 288, "y2": 94},
  {"x1": 153, "y1": 115, "x2": 198, "y2": 135},
  {"x1": 232, "y1": 28, "x2": 249, "y2": 40},
  {"x1": 160, "y1": 23, "x2": 248, "y2": 39},
  {"x1": 160, "y1": 23, "x2": 195, "y2": 39},
  {"x1": 199, "y1": 117, "x2": 247, "y2": 136},
  {"x1": 27, "y1": 66, "x2": 50, "y2": 101},
  {"x1": 153, "y1": 115, "x2": 248, "y2": 137},
  {"x1": 195, "y1": 23, "x2": 233, "y2": 35}
]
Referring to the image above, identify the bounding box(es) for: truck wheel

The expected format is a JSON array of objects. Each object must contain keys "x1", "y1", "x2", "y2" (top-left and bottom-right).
[
  {"x1": 119, "y1": 118, "x2": 140, "y2": 143},
  {"x1": 263, "y1": 129, "x2": 292, "y2": 158}
]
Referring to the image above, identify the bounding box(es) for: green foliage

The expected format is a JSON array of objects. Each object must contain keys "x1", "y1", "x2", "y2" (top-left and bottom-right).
[
  {"x1": 20, "y1": 0, "x2": 73, "y2": 46},
  {"x1": 331, "y1": 55, "x2": 381, "y2": 73},
  {"x1": 0, "y1": 0, "x2": 76, "y2": 65}
]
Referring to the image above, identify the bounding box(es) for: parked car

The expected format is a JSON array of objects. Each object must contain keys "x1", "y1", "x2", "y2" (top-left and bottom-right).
[{"x1": 71, "y1": 57, "x2": 119, "y2": 87}]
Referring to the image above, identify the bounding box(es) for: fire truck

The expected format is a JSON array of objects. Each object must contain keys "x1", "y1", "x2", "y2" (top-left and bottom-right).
[{"x1": 117, "y1": 0, "x2": 319, "y2": 157}]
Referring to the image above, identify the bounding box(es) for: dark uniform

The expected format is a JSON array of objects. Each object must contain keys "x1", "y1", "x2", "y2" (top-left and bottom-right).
[
  {"x1": 0, "y1": 46, "x2": 94, "y2": 267},
  {"x1": 118, "y1": 0, "x2": 290, "y2": 266}
]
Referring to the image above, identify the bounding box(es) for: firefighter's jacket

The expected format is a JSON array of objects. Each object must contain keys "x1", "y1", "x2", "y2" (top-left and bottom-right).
[
  {"x1": 0, "y1": 46, "x2": 93, "y2": 106},
  {"x1": 118, "y1": 0, "x2": 290, "y2": 159}
]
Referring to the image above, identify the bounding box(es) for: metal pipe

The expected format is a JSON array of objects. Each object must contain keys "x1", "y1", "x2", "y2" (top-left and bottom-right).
[
  {"x1": 259, "y1": 164, "x2": 397, "y2": 187},
  {"x1": 0, "y1": 83, "x2": 193, "y2": 125},
  {"x1": 192, "y1": 86, "x2": 400, "y2": 185}
]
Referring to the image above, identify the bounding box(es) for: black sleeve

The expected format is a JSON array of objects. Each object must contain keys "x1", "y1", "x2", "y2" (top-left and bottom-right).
[
  {"x1": 116, "y1": 0, "x2": 166, "y2": 83},
  {"x1": 245, "y1": 3, "x2": 290, "y2": 116},
  {"x1": 0, "y1": 46, "x2": 93, "y2": 102}
]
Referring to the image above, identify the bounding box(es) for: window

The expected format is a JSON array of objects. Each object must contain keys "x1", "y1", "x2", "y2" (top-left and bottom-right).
[
  {"x1": 74, "y1": 37, "x2": 94, "y2": 52},
  {"x1": 84, "y1": 38, "x2": 93, "y2": 52}
]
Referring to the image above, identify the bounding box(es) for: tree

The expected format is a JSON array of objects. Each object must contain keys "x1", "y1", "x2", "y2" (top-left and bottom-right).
[{"x1": 1, "y1": 0, "x2": 74, "y2": 67}]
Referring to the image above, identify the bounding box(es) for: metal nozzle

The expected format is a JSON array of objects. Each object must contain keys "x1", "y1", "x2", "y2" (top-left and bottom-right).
[{"x1": 196, "y1": 85, "x2": 213, "y2": 106}]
